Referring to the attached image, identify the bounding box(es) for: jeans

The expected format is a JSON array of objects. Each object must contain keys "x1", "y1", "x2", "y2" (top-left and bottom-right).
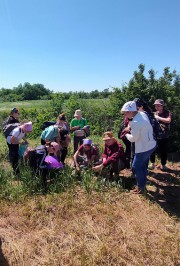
[{"x1": 132, "y1": 146, "x2": 156, "y2": 190}]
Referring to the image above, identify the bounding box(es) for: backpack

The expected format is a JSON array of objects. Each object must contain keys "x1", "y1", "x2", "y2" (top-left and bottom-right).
[
  {"x1": 148, "y1": 112, "x2": 170, "y2": 140},
  {"x1": 41, "y1": 121, "x2": 56, "y2": 130},
  {"x1": 118, "y1": 122, "x2": 126, "y2": 139},
  {"x1": 24, "y1": 145, "x2": 47, "y2": 171},
  {"x1": 2, "y1": 122, "x2": 20, "y2": 138}
]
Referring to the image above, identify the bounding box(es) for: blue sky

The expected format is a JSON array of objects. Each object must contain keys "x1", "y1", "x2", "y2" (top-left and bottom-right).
[{"x1": 0, "y1": 0, "x2": 180, "y2": 92}]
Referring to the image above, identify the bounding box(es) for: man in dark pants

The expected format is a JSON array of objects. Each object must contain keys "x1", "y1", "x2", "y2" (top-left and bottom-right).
[{"x1": 70, "y1": 110, "x2": 87, "y2": 154}]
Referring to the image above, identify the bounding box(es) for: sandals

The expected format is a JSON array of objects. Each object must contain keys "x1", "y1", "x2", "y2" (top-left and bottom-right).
[{"x1": 130, "y1": 186, "x2": 143, "y2": 194}]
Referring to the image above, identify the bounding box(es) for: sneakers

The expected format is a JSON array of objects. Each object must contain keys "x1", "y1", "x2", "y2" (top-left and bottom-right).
[{"x1": 148, "y1": 163, "x2": 155, "y2": 170}]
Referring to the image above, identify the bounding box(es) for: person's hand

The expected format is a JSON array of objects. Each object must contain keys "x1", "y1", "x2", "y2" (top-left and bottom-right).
[
  {"x1": 92, "y1": 164, "x2": 103, "y2": 172},
  {"x1": 154, "y1": 114, "x2": 159, "y2": 120},
  {"x1": 123, "y1": 125, "x2": 130, "y2": 133},
  {"x1": 20, "y1": 141, "x2": 28, "y2": 145},
  {"x1": 76, "y1": 166, "x2": 80, "y2": 172}
]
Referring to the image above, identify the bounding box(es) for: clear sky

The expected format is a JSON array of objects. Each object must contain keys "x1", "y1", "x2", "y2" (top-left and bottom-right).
[{"x1": 0, "y1": 0, "x2": 180, "y2": 92}]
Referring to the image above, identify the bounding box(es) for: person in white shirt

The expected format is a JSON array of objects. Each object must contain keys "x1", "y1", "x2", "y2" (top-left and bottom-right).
[
  {"x1": 121, "y1": 101, "x2": 156, "y2": 194},
  {"x1": 6, "y1": 122, "x2": 33, "y2": 175}
]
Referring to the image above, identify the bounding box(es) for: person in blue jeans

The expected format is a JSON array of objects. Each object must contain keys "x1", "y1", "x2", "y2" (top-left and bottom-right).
[{"x1": 121, "y1": 101, "x2": 156, "y2": 194}]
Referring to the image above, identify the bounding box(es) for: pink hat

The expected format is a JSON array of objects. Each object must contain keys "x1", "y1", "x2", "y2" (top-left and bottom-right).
[
  {"x1": 23, "y1": 122, "x2": 33, "y2": 132},
  {"x1": 83, "y1": 138, "x2": 92, "y2": 145}
]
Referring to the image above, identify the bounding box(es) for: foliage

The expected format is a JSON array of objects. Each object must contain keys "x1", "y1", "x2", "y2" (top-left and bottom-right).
[
  {"x1": 0, "y1": 83, "x2": 52, "y2": 102},
  {"x1": 0, "y1": 83, "x2": 112, "y2": 102},
  {"x1": 109, "y1": 64, "x2": 180, "y2": 151},
  {"x1": 0, "y1": 64, "x2": 179, "y2": 150}
]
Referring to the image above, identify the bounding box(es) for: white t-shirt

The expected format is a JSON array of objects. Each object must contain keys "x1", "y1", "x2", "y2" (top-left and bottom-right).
[
  {"x1": 6, "y1": 127, "x2": 25, "y2": 144},
  {"x1": 126, "y1": 111, "x2": 156, "y2": 153}
]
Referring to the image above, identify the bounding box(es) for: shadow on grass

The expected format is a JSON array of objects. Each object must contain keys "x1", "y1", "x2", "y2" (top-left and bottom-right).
[
  {"x1": 0, "y1": 238, "x2": 9, "y2": 266},
  {"x1": 146, "y1": 168, "x2": 180, "y2": 218}
]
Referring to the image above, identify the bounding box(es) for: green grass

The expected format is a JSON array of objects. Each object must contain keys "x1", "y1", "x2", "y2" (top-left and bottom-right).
[{"x1": 0, "y1": 99, "x2": 51, "y2": 111}]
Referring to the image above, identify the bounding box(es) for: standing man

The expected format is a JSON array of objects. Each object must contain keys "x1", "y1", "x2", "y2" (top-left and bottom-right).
[
  {"x1": 121, "y1": 101, "x2": 156, "y2": 194},
  {"x1": 70, "y1": 110, "x2": 87, "y2": 153},
  {"x1": 149, "y1": 99, "x2": 171, "y2": 170}
]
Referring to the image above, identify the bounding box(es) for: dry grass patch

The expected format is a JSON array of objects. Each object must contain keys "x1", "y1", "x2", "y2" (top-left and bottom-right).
[{"x1": 0, "y1": 188, "x2": 179, "y2": 266}]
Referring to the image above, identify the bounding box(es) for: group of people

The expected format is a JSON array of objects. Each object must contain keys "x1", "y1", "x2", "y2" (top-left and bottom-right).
[
  {"x1": 3, "y1": 98, "x2": 171, "y2": 194},
  {"x1": 120, "y1": 98, "x2": 171, "y2": 193}
]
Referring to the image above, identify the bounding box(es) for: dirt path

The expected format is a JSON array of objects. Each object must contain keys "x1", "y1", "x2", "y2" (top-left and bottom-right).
[{"x1": 121, "y1": 163, "x2": 180, "y2": 218}]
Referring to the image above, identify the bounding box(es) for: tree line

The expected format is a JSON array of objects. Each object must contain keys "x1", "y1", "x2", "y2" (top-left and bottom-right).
[
  {"x1": 0, "y1": 83, "x2": 112, "y2": 102},
  {"x1": 1, "y1": 64, "x2": 179, "y2": 152}
]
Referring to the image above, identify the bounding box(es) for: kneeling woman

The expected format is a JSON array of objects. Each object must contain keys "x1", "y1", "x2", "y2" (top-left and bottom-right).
[
  {"x1": 93, "y1": 131, "x2": 126, "y2": 181},
  {"x1": 73, "y1": 139, "x2": 99, "y2": 172}
]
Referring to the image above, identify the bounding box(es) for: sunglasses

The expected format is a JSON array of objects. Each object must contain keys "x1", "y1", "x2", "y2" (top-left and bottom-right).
[{"x1": 12, "y1": 108, "x2": 19, "y2": 114}]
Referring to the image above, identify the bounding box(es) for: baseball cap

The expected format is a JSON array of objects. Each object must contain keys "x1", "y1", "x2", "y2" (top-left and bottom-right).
[{"x1": 121, "y1": 101, "x2": 137, "y2": 112}]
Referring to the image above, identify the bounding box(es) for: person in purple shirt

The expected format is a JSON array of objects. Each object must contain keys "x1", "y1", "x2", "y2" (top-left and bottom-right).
[{"x1": 93, "y1": 131, "x2": 126, "y2": 181}]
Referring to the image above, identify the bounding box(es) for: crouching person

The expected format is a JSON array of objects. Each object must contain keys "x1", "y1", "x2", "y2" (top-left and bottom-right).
[
  {"x1": 93, "y1": 131, "x2": 126, "y2": 181},
  {"x1": 73, "y1": 139, "x2": 99, "y2": 172},
  {"x1": 42, "y1": 142, "x2": 63, "y2": 192}
]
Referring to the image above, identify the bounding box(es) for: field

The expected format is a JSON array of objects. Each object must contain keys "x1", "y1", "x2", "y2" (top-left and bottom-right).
[
  {"x1": 0, "y1": 166, "x2": 179, "y2": 266},
  {"x1": 0, "y1": 100, "x2": 51, "y2": 112},
  {"x1": 0, "y1": 100, "x2": 179, "y2": 265}
]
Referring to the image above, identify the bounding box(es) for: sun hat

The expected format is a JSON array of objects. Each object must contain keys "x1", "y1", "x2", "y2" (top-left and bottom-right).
[
  {"x1": 50, "y1": 142, "x2": 60, "y2": 153},
  {"x1": 83, "y1": 138, "x2": 92, "y2": 145},
  {"x1": 102, "y1": 131, "x2": 115, "y2": 141},
  {"x1": 153, "y1": 99, "x2": 164, "y2": 106},
  {"x1": 23, "y1": 122, "x2": 33, "y2": 132},
  {"x1": 74, "y1": 109, "x2": 82, "y2": 117},
  {"x1": 121, "y1": 101, "x2": 137, "y2": 112}
]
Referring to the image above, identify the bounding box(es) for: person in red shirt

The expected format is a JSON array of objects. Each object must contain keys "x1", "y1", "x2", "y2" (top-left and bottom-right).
[
  {"x1": 93, "y1": 131, "x2": 126, "y2": 181},
  {"x1": 73, "y1": 138, "x2": 99, "y2": 172}
]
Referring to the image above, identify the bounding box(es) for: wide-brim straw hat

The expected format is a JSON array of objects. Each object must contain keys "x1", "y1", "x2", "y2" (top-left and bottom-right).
[
  {"x1": 74, "y1": 109, "x2": 82, "y2": 117},
  {"x1": 103, "y1": 131, "x2": 115, "y2": 141}
]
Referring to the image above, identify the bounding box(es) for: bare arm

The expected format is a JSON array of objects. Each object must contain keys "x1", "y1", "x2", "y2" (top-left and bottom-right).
[
  {"x1": 73, "y1": 150, "x2": 80, "y2": 169},
  {"x1": 154, "y1": 114, "x2": 171, "y2": 124},
  {"x1": 11, "y1": 136, "x2": 25, "y2": 145},
  {"x1": 70, "y1": 125, "x2": 80, "y2": 131}
]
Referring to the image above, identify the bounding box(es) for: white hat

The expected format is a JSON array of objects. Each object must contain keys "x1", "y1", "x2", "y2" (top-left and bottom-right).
[
  {"x1": 74, "y1": 109, "x2": 82, "y2": 117},
  {"x1": 121, "y1": 101, "x2": 137, "y2": 112}
]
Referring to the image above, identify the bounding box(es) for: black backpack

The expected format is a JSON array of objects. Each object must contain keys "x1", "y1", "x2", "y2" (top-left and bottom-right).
[
  {"x1": 2, "y1": 121, "x2": 20, "y2": 138},
  {"x1": 41, "y1": 121, "x2": 56, "y2": 130},
  {"x1": 147, "y1": 113, "x2": 169, "y2": 141}
]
